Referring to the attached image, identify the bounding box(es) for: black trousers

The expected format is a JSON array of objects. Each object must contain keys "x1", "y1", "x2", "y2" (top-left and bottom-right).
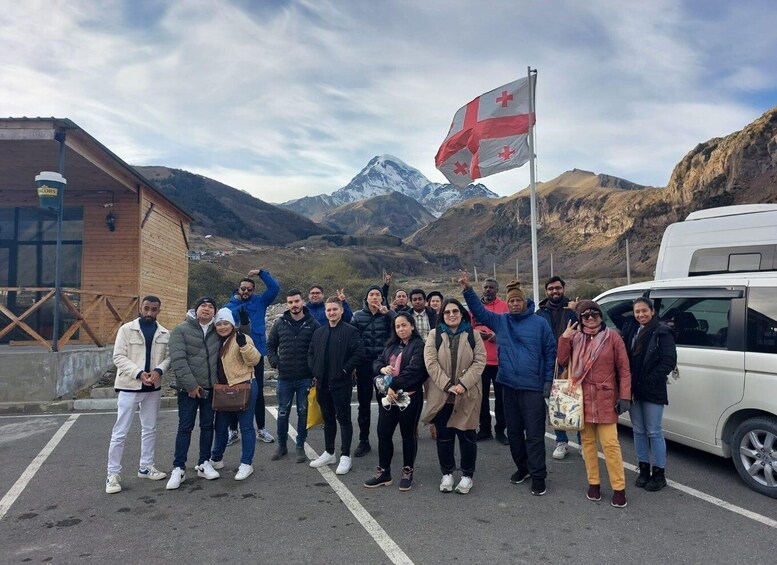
[
  {"x1": 479, "y1": 364, "x2": 505, "y2": 434},
  {"x1": 433, "y1": 403, "x2": 478, "y2": 477},
  {"x1": 376, "y1": 391, "x2": 423, "y2": 470},
  {"x1": 502, "y1": 387, "x2": 547, "y2": 479},
  {"x1": 355, "y1": 362, "x2": 375, "y2": 442},
  {"x1": 317, "y1": 382, "x2": 353, "y2": 457}
]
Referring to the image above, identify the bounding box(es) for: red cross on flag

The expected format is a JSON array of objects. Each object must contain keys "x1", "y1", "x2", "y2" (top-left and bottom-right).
[{"x1": 435, "y1": 76, "x2": 536, "y2": 187}]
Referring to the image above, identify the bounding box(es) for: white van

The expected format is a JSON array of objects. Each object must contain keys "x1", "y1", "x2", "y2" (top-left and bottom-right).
[
  {"x1": 654, "y1": 204, "x2": 777, "y2": 280},
  {"x1": 595, "y1": 272, "x2": 777, "y2": 498}
]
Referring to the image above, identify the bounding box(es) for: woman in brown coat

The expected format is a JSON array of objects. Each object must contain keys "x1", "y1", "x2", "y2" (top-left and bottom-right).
[
  {"x1": 423, "y1": 298, "x2": 487, "y2": 494},
  {"x1": 557, "y1": 300, "x2": 632, "y2": 508}
]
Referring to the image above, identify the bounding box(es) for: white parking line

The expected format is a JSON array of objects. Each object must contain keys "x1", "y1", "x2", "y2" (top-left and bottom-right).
[
  {"x1": 267, "y1": 407, "x2": 414, "y2": 565},
  {"x1": 0, "y1": 414, "x2": 80, "y2": 521}
]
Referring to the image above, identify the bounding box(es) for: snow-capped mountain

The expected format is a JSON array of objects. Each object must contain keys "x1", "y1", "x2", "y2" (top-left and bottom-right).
[{"x1": 280, "y1": 155, "x2": 499, "y2": 220}]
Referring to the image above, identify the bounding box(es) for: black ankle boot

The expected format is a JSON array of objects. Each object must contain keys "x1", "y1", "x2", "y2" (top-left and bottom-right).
[
  {"x1": 645, "y1": 466, "x2": 667, "y2": 491},
  {"x1": 635, "y1": 461, "x2": 651, "y2": 488}
]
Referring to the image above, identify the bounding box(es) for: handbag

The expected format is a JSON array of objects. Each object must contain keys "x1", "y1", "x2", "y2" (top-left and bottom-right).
[
  {"x1": 547, "y1": 356, "x2": 585, "y2": 431},
  {"x1": 307, "y1": 386, "x2": 324, "y2": 430},
  {"x1": 212, "y1": 382, "x2": 252, "y2": 412}
]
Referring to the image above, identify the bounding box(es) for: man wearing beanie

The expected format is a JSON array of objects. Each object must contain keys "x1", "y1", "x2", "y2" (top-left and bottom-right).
[
  {"x1": 461, "y1": 272, "x2": 557, "y2": 496},
  {"x1": 166, "y1": 296, "x2": 222, "y2": 489},
  {"x1": 351, "y1": 284, "x2": 396, "y2": 457}
]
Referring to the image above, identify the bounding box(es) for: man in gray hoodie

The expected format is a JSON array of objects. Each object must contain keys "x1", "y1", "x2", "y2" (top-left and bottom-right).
[{"x1": 166, "y1": 297, "x2": 222, "y2": 489}]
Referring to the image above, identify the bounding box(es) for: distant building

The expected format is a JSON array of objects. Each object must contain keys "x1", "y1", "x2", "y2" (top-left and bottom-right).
[{"x1": 0, "y1": 118, "x2": 193, "y2": 400}]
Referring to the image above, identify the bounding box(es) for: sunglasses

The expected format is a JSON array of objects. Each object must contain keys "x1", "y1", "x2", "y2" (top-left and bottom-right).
[
  {"x1": 443, "y1": 309, "x2": 461, "y2": 316},
  {"x1": 239, "y1": 287, "x2": 254, "y2": 292},
  {"x1": 581, "y1": 311, "x2": 602, "y2": 320}
]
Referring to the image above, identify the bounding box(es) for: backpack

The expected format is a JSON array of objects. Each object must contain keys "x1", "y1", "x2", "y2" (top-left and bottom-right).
[{"x1": 435, "y1": 327, "x2": 476, "y2": 351}]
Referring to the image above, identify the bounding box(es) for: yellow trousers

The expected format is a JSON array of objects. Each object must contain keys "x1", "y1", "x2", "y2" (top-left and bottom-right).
[{"x1": 580, "y1": 422, "x2": 626, "y2": 490}]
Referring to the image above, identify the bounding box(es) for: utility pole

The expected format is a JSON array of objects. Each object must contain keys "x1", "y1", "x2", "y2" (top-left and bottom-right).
[
  {"x1": 550, "y1": 253, "x2": 554, "y2": 277},
  {"x1": 626, "y1": 238, "x2": 631, "y2": 285},
  {"x1": 473, "y1": 266, "x2": 479, "y2": 284}
]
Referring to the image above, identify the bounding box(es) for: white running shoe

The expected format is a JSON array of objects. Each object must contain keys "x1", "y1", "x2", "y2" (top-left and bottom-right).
[
  {"x1": 257, "y1": 428, "x2": 275, "y2": 443},
  {"x1": 165, "y1": 467, "x2": 186, "y2": 490},
  {"x1": 455, "y1": 476, "x2": 473, "y2": 494},
  {"x1": 105, "y1": 473, "x2": 121, "y2": 494},
  {"x1": 235, "y1": 463, "x2": 254, "y2": 481},
  {"x1": 439, "y1": 474, "x2": 454, "y2": 493},
  {"x1": 335, "y1": 455, "x2": 352, "y2": 475},
  {"x1": 209, "y1": 459, "x2": 225, "y2": 470},
  {"x1": 309, "y1": 451, "x2": 337, "y2": 468},
  {"x1": 552, "y1": 442, "x2": 569, "y2": 460},
  {"x1": 195, "y1": 460, "x2": 220, "y2": 480},
  {"x1": 137, "y1": 465, "x2": 167, "y2": 480}
]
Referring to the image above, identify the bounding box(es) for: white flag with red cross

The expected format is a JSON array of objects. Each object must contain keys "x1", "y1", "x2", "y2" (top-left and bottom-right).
[{"x1": 435, "y1": 76, "x2": 536, "y2": 187}]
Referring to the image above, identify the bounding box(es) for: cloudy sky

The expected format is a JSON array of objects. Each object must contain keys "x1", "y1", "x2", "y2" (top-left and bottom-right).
[{"x1": 2, "y1": 0, "x2": 775, "y2": 203}]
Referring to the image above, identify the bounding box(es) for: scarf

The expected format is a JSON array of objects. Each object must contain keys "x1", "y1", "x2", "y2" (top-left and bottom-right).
[
  {"x1": 632, "y1": 317, "x2": 659, "y2": 357},
  {"x1": 571, "y1": 324, "x2": 611, "y2": 384}
]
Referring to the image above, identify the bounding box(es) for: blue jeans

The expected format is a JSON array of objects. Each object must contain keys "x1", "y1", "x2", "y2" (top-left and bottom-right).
[
  {"x1": 276, "y1": 378, "x2": 312, "y2": 449},
  {"x1": 555, "y1": 429, "x2": 582, "y2": 444},
  {"x1": 630, "y1": 400, "x2": 666, "y2": 468},
  {"x1": 212, "y1": 379, "x2": 259, "y2": 465},
  {"x1": 173, "y1": 389, "x2": 214, "y2": 469}
]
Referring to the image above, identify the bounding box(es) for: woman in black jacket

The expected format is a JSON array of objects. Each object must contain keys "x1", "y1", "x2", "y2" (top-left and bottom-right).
[
  {"x1": 364, "y1": 313, "x2": 427, "y2": 491},
  {"x1": 623, "y1": 297, "x2": 677, "y2": 492}
]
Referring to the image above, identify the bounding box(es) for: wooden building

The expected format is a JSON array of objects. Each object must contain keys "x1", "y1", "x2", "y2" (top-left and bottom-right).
[{"x1": 0, "y1": 117, "x2": 193, "y2": 351}]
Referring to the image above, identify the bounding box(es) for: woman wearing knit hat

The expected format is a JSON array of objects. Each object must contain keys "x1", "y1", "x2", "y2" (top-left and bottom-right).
[
  {"x1": 557, "y1": 300, "x2": 632, "y2": 508},
  {"x1": 209, "y1": 307, "x2": 261, "y2": 481}
]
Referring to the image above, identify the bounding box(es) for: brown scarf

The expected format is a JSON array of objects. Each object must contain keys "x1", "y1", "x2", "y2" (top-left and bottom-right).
[{"x1": 571, "y1": 326, "x2": 611, "y2": 384}]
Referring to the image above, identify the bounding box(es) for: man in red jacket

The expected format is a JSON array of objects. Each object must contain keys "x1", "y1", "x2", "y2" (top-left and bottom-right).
[{"x1": 472, "y1": 277, "x2": 510, "y2": 444}]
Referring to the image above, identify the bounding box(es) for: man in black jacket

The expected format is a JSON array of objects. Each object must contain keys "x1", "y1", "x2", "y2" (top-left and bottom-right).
[
  {"x1": 267, "y1": 289, "x2": 320, "y2": 463},
  {"x1": 307, "y1": 297, "x2": 365, "y2": 475},
  {"x1": 350, "y1": 285, "x2": 396, "y2": 457}
]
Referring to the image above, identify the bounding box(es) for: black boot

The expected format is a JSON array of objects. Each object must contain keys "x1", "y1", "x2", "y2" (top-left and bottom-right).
[
  {"x1": 635, "y1": 461, "x2": 651, "y2": 488},
  {"x1": 645, "y1": 466, "x2": 667, "y2": 491}
]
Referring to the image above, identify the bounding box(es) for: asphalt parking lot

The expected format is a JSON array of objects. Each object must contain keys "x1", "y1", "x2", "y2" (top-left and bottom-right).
[{"x1": 0, "y1": 402, "x2": 775, "y2": 564}]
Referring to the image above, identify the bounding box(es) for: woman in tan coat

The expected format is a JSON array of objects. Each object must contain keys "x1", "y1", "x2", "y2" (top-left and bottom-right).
[
  {"x1": 209, "y1": 308, "x2": 261, "y2": 481},
  {"x1": 557, "y1": 300, "x2": 631, "y2": 508},
  {"x1": 424, "y1": 298, "x2": 487, "y2": 494}
]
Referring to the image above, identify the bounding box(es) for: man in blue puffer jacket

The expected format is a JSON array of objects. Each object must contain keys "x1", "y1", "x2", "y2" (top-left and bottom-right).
[
  {"x1": 461, "y1": 271, "x2": 556, "y2": 497},
  {"x1": 226, "y1": 268, "x2": 280, "y2": 443}
]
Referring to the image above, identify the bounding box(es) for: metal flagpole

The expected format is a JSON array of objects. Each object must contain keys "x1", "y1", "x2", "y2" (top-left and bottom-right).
[{"x1": 527, "y1": 66, "x2": 540, "y2": 307}]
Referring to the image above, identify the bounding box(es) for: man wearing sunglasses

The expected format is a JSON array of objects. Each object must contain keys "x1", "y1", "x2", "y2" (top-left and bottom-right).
[
  {"x1": 226, "y1": 269, "x2": 280, "y2": 444},
  {"x1": 461, "y1": 271, "x2": 557, "y2": 497},
  {"x1": 537, "y1": 276, "x2": 579, "y2": 460}
]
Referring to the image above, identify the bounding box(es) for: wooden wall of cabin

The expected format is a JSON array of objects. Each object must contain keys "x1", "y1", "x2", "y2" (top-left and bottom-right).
[{"x1": 139, "y1": 189, "x2": 189, "y2": 330}]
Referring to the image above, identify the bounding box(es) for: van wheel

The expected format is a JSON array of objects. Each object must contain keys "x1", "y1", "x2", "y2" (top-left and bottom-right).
[{"x1": 731, "y1": 417, "x2": 777, "y2": 499}]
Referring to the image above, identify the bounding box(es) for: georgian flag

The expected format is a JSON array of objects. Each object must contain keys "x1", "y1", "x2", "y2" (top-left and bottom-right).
[{"x1": 435, "y1": 76, "x2": 536, "y2": 187}]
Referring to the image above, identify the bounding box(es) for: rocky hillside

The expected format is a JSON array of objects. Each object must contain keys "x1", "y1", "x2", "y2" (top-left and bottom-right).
[
  {"x1": 136, "y1": 166, "x2": 330, "y2": 245},
  {"x1": 280, "y1": 154, "x2": 498, "y2": 220},
  {"x1": 408, "y1": 107, "x2": 777, "y2": 277},
  {"x1": 318, "y1": 191, "x2": 436, "y2": 238}
]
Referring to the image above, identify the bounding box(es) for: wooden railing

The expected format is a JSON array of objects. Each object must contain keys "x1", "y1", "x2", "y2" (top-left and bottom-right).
[{"x1": 0, "y1": 287, "x2": 138, "y2": 350}]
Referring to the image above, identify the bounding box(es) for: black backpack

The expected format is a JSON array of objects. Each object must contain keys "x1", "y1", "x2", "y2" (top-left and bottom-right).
[{"x1": 435, "y1": 326, "x2": 476, "y2": 351}]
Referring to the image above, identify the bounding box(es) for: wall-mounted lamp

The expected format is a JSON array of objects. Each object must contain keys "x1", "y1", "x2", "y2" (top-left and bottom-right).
[{"x1": 106, "y1": 210, "x2": 116, "y2": 231}]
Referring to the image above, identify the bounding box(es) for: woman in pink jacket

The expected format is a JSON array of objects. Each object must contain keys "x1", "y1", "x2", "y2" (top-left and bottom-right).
[{"x1": 557, "y1": 300, "x2": 632, "y2": 508}]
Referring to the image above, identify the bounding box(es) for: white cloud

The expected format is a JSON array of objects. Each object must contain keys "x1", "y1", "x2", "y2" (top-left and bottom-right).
[{"x1": 0, "y1": 0, "x2": 774, "y2": 203}]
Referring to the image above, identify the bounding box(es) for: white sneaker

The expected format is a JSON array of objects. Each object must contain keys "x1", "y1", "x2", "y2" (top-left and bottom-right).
[
  {"x1": 309, "y1": 451, "x2": 337, "y2": 468},
  {"x1": 552, "y1": 442, "x2": 569, "y2": 460},
  {"x1": 335, "y1": 455, "x2": 352, "y2": 475},
  {"x1": 455, "y1": 476, "x2": 473, "y2": 494},
  {"x1": 439, "y1": 474, "x2": 454, "y2": 493},
  {"x1": 165, "y1": 467, "x2": 185, "y2": 490},
  {"x1": 195, "y1": 460, "x2": 220, "y2": 480},
  {"x1": 137, "y1": 465, "x2": 167, "y2": 480},
  {"x1": 257, "y1": 428, "x2": 275, "y2": 443},
  {"x1": 105, "y1": 473, "x2": 121, "y2": 494},
  {"x1": 209, "y1": 459, "x2": 225, "y2": 470},
  {"x1": 235, "y1": 463, "x2": 254, "y2": 481}
]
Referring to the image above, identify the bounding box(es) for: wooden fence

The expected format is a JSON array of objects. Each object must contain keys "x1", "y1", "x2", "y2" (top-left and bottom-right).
[{"x1": 0, "y1": 287, "x2": 138, "y2": 350}]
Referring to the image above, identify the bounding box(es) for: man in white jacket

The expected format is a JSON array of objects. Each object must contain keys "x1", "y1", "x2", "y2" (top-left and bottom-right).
[{"x1": 105, "y1": 296, "x2": 171, "y2": 494}]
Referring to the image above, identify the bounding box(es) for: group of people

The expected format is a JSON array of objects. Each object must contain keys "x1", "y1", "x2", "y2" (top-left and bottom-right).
[{"x1": 105, "y1": 269, "x2": 677, "y2": 509}]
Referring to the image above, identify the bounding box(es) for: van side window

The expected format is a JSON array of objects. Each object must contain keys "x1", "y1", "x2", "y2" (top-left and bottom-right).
[
  {"x1": 658, "y1": 297, "x2": 732, "y2": 348},
  {"x1": 599, "y1": 298, "x2": 636, "y2": 332},
  {"x1": 747, "y1": 289, "x2": 777, "y2": 354}
]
